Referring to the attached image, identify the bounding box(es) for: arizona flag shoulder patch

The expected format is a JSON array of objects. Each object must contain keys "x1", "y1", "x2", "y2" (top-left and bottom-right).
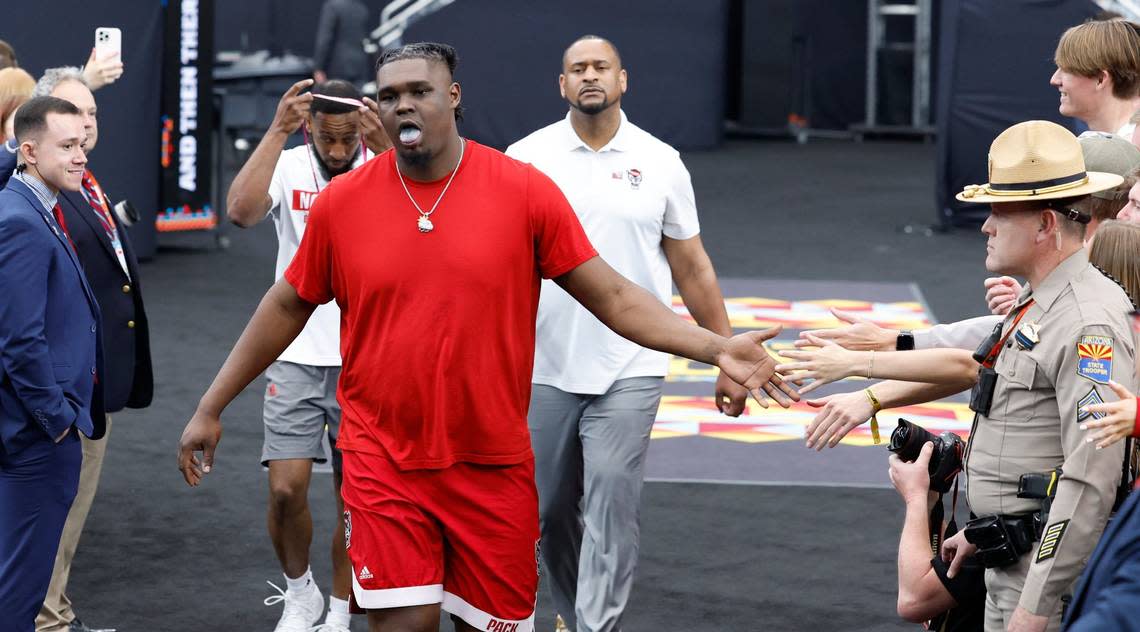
[{"x1": 1077, "y1": 336, "x2": 1113, "y2": 384}]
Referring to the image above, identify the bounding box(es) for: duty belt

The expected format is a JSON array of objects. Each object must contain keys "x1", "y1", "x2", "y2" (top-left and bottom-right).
[{"x1": 964, "y1": 512, "x2": 1042, "y2": 569}]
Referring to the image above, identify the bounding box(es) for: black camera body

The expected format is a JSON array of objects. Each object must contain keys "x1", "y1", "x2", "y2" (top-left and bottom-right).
[{"x1": 887, "y1": 418, "x2": 965, "y2": 493}]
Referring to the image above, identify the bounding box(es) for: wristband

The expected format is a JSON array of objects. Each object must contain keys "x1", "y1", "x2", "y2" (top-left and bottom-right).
[
  {"x1": 1133, "y1": 396, "x2": 1140, "y2": 438},
  {"x1": 865, "y1": 388, "x2": 883, "y2": 444}
]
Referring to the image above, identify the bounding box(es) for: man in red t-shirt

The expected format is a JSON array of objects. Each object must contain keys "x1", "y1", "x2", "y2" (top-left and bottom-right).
[{"x1": 178, "y1": 42, "x2": 798, "y2": 632}]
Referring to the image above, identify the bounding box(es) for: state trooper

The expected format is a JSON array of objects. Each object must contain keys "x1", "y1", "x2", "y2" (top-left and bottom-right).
[{"x1": 942, "y1": 120, "x2": 1137, "y2": 632}]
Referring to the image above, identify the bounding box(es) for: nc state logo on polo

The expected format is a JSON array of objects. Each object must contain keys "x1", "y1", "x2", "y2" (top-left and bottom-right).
[
  {"x1": 291, "y1": 189, "x2": 319, "y2": 212},
  {"x1": 626, "y1": 168, "x2": 642, "y2": 190},
  {"x1": 1077, "y1": 335, "x2": 1113, "y2": 384}
]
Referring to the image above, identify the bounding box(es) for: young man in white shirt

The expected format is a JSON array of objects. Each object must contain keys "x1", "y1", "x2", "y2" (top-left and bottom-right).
[
  {"x1": 1051, "y1": 18, "x2": 1140, "y2": 138},
  {"x1": 506, "y1": 35, "x2": 747, "y2": 632},
  {"x1": 225, "y1": 78, "x2": 388, "y2": 632}
]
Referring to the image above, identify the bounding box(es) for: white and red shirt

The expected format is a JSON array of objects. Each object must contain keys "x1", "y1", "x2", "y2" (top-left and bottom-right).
[
  {"x1": 285, "y1": 142, "x2": 597, "y2": 469},
  {"x1": 507, "y1": 111, "x2": 701, "y2": 394},
  {"x1": 267, "y1": 144, "x2": 368, "y2": 366}
]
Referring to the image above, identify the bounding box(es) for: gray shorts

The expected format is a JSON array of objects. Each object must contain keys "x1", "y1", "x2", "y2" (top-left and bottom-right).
[{"x1": 261, "y1": 360, "x2": 342, "y2": 471}]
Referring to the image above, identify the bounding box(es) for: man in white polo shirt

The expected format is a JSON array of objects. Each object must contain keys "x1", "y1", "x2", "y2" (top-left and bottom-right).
[
  {"x1": 224, "y1": 78, "x2": 388, "y2": 632},
  {"x1": 506, "y1": 35, "x2": 745, "y2": 632}
]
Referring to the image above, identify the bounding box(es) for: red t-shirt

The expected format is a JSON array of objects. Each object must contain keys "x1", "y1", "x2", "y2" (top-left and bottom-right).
[{"x1": 285, "y1": 141, "x2": 597, "y2": 470}]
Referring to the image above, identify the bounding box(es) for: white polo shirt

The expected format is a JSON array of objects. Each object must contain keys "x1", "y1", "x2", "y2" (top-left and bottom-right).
[
  {"x1": 266, "y1": 144, "x2": 369, "y2": 367},
  {"x1": 507, "y1": 111, "x2": 701, "y2": 394}
]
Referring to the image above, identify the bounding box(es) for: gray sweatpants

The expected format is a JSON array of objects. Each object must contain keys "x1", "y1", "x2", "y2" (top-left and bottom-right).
[{"x1": 528, "y1": 377, "x2": 664, "y2": 632}]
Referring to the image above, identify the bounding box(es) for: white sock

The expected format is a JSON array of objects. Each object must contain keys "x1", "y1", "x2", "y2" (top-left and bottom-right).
[
  {"x1": 285, "y1": 567, "x2": 314, "y2": 593},
  {"x1": 326, "y1": 596, "x2": 352, "y2": 627}
]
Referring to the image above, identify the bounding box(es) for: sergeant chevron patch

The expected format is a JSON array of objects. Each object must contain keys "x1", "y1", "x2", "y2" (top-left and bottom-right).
[{"x1": 1077, "y1": 388, "x2": 1106, "y2": 423}]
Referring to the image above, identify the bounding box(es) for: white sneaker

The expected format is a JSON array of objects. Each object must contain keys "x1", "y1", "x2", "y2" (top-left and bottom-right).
[{"x1": 264, "y1": 580, "x2": 325, "y2": 632}]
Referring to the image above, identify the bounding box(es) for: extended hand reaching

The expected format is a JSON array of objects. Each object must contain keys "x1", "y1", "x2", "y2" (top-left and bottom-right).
[
  {"x1": 795, "y1": 308, "x2": 897, "y2": 352},
  {"x1": 802, "y1": 390, "x2": 873, "y2": 449},
  {"x1": 716, "y1": 326, "x2": 800, "y2": 409},
  {"x1": 1079, "y1": 380, "x2": 1138, "y2": 449},
  {"x1": 777, "y1": 334, "x2": 866, "y2": 395}
]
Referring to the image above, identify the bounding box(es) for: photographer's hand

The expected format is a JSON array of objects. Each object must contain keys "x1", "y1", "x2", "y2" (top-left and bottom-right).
[
  {"x1": 941, "y1": 530, "x2": 977, "y2": 579},
  {"x1": 795, "y1": 308, "x2": 897, "y2": 352},
  {"x1": 888, "y1": 442, "x2": 933, "y2": 505}
]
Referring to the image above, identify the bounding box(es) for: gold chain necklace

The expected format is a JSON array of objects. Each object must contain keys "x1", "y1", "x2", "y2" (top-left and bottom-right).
[{"x1": 395, "y1": 138, "x2": 465, "y2": 233}]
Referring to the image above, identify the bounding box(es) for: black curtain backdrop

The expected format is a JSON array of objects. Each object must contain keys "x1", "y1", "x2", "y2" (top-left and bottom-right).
[
  {"x1": 398, "y1": 0, "x2": 729, "y2": 150},
  {"x1": 214, "y1": 0, "x2": 388, "y2": 58},
  {"x1": 215, "y1": 0, "x2": 729, "y2": 150},
  {"x1": 935, "y1": 0, "x2": 1099, "y2": 228},
  {"x1": 737, "y1": 0, "x2": 870, "y2": 131},
  {"x1": 4, "y1": 1, "x2": 164, "y2": 258}
]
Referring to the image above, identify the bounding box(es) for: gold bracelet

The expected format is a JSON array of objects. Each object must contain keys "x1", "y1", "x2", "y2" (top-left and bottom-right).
[
  {"x1": 869, "y1": 350, "x2": 875, "y2": 376},
  {"x1": 864, "y1": 388, "x2": 882, "y2": 445}
]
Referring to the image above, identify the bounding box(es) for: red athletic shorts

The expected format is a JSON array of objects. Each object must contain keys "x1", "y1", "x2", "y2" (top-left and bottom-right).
[{"x1": 341, "y1": 448, "x2": 540, "y2": 631}]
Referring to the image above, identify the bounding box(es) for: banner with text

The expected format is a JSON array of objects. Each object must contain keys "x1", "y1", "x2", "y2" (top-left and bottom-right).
[{"x1": 158, "y1": 0, "x2": 216, "y2": 233}]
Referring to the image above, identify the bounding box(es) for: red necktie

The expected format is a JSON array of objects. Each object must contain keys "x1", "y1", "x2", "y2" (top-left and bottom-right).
[
  {"x1": 79, "y1": 170, "x2": 117, "y2": 243},
  {"x1": 52, "y1": 203, "x2": 76, "y2": 251}
]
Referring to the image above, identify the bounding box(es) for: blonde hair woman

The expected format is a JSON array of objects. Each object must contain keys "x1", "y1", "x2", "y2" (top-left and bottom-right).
[{"x1": 0, "y1": 66, "x2": 34, "y2": 142}]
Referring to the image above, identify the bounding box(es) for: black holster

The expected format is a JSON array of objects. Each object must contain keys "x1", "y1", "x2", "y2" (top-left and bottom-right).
[{"x1": 964, "y1": 513, "x2": 1041, "y2": 569}]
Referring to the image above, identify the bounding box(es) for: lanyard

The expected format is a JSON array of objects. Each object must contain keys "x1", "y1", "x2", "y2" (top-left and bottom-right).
[{"x1": 981, "y1": 300, "x2": 1036, "y2": 368}]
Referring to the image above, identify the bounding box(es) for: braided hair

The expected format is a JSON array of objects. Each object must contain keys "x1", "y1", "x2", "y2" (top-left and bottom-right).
[{"x1": 375, "y1": 42, "x2": 463, "y2": 122}]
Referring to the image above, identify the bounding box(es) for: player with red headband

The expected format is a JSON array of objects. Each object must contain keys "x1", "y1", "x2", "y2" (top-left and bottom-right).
[{"x1": 223, "y1": 78, "x2": 390, "y2": 632}]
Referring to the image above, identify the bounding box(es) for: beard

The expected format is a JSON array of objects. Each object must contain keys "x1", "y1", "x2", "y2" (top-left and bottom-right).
[
  {"x1": 310, "y1": 142, "x2": 360, "y2": 182},
  {"x1": 397, "y1": 145, "x2": 433, "y2": 168},
  {"x1": 570, "y1": 94, "x2": 613, "y2": 116}
]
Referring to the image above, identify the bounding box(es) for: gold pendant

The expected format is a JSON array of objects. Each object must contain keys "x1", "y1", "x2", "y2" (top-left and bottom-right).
[{"x1": 417, "y1": 215, "x2": 434, "y2": 233}]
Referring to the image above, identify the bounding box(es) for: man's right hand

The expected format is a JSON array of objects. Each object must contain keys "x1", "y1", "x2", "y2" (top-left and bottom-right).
[
  {"x1": 795, "y1": 308, "x2": 898, "y2": 352},
  {"x1": 271, "y1": 79, "x2": 315, "y2": 136},
  {"x1": 178, "y1": 410, "x2": 222, "y2": 487},
  {"x1": 941, "y1": 529, "x2": 977, "y2": 579},
  {"x1": 984, "y1": 276, "x2": 1021, "y2": 316}
]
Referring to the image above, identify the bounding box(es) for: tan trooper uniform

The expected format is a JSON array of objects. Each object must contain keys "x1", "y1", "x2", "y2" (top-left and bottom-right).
[{"x1": 966, "y1": 250, "x2": 1136, "y2": 631}]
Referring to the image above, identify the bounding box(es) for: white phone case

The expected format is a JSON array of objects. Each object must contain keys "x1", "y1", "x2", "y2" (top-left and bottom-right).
[{"x1": 95, "y1": 27, "x2": 122, "y2": 61}]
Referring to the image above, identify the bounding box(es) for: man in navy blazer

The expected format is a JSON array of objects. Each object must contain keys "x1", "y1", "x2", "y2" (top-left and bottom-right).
[
  {"x1": 1063, "y1": 487, "x2": 1140, "y2": 630},
  {"x1": 35, "y1": 67, "x2": 153, "y2": 632},
  {"x1": 0, "y1": 96, "x2": 104, "y2": 631}
]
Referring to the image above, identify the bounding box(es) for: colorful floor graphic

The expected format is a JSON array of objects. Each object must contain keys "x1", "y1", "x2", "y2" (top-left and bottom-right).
[{"x1": 646, "y1": 278, "x2": 971, "y2": 485}]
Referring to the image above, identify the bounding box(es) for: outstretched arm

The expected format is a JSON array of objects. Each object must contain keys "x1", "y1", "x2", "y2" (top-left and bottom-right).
[
  {"x1": 778, "y1": 336, "x2": 979, "y2": 395},
  {"x1": 555, "y1": 257, "x2": 798, "y2": 407},
  {"x1": 177, "y1": 279, "x2": 317, "y2": 485},
  {"x1": 803, "y1": 380, "x2": 969, "y2": 450}
]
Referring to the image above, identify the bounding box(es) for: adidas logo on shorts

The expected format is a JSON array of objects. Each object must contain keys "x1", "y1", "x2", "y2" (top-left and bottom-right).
[{"x1": 358, "y1": 566, "x2": 373, "y2": 580}]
